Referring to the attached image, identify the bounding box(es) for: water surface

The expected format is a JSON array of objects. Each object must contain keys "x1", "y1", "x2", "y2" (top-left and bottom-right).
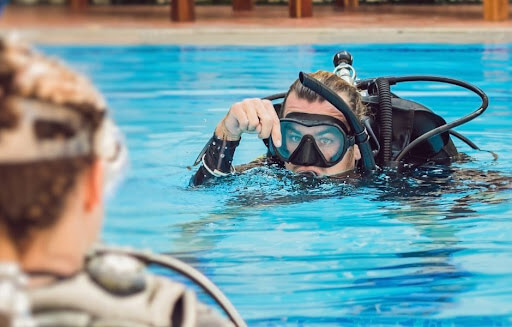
[{"x1": 43, "y1": 44, "x2": 512, "y2": 326}]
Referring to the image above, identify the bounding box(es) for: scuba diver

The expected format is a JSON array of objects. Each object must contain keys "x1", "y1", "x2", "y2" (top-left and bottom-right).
[
  {"x1": 0, "y1": 38, "x2": 245, "y2": 327},
  {"x1": 191, "y1": 51, "x2": 489, "y2": 186}
]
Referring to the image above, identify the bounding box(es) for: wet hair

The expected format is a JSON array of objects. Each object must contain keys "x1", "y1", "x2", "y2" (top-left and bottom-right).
[
  {"x1": 282, "y1": 70, "x2": 368, "y2": 120},
  {"x1": 0, "y1": 38, "x2": 106, "y2": 242}
]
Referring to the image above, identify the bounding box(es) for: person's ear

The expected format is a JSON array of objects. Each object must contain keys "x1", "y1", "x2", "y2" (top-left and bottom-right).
[
  {"x1": 84, "y1": 159, "x2": 103, "y2": 212},
  {"x1": 353, "y1": 145, "x2": 361, "y2": 161}
]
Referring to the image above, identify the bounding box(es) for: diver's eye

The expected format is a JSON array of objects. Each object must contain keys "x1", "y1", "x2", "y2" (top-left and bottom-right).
[
  {"x1": 318, "y1": 137, "x2": 335, "y2": 146},
  {"x1": 287, "y1": 133, "x2": 302, "y2": 143}
]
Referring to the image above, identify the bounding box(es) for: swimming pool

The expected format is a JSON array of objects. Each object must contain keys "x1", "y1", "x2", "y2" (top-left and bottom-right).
[{"x1": 43, "y1": 44, "x2": 512, "y2": 326}]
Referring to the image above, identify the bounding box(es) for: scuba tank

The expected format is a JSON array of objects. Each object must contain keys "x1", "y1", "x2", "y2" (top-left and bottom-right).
[
  {"x1": 27, "y1": 245, "x2": 247, "y2": 327},
  {"x1": 264, "y1": 50, "x2": 490, "y2": 173}
]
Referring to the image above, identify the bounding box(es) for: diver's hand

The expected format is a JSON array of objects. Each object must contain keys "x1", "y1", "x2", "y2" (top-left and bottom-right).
[{"x1": 215, "y1": 98, "x2": 282, "y2": 146}]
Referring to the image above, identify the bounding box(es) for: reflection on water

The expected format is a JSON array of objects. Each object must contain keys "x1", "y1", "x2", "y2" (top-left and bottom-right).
[{"x1": 172, "y1": 164, "x2": 512, "y2": 325}]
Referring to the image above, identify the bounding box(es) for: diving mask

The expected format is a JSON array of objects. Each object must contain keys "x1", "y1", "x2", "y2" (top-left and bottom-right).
[
  {"x1": 269, "y1": 112, "x2": 355, "y2": 168},
  {"x1": 0, "y1": 97, "x2": 128, "y2": 198}
]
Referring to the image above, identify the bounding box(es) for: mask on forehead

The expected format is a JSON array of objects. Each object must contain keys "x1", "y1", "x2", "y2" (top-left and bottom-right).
[
  {"x1": 0, "y1": 97, "x2": 128, "y2": 199},
  {"x1": 269, "y1": 112, "x2": 355, "y2": 168}
]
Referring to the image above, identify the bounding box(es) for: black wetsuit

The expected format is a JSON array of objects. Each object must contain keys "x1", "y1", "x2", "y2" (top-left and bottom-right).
[{"x1": 191, "y1": 135, "x2": 240, "y2": 186}]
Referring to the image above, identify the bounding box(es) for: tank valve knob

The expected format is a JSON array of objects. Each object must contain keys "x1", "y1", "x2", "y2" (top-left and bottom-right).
[
  {"x1": 333, "y1": 51, "x2": 356, "y2": 85},
  {"x1": 333, "y1": 51, "x2": 353, "y2": 67}
]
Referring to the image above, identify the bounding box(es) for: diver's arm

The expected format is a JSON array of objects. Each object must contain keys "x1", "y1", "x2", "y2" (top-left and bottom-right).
[
  {"x1": 191, "y1": 165, "x2": 216, "y2": 186},
  {"x1": 190, "y1": 134, "x2": 240, "y2": 186},
  {"x1": 191, "y1": 99, "x2": 280, "y2": 186}
]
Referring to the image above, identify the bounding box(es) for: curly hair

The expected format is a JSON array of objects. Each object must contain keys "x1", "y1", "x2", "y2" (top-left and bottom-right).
[{"x1": 0, "y1": 38, "x2": 106, "y2": 242}]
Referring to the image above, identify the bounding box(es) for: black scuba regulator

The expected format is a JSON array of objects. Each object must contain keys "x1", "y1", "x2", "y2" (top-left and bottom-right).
[{"x1": 263, "y1": 50, "x2": 490, "y2": 173}]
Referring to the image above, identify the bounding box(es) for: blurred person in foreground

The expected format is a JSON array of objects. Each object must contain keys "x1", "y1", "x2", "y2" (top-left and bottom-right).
[{"x1": 0, "y1": 38, "x2": 241, "y2": 327}]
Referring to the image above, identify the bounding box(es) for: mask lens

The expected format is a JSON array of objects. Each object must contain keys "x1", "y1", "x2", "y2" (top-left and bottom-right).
[{"x1": 274, "y1": 120, "x2": 348, "y2": 164}]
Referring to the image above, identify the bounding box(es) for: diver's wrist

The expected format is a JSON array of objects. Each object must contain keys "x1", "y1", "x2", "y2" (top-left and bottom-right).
[
  {"x1": 215, "y1": 122, "x2": 241, "y2": 141},
  {"x1": 199, "y1": 134, "x2": 240, "y2": 178}
]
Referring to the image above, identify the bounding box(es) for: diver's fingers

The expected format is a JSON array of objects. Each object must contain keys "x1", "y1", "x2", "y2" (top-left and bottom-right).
[
  {"x1": 226, "y1": 102, "x2": 249, "y2": 136},
  {"x1": 270, "y1": 106, "x2": 281, "y2": 147},
  {"x1": 256, "y1": 100, "x2": 275, "y2": 140},
  {"x1": 243, "y1": 98, "x2": 261, "y2": 132},
  {"x1": 257, "y1": 99, "x2": 280, "y2": 145}
]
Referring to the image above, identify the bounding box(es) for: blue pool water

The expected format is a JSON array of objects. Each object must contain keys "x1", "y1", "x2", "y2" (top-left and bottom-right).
[{"x1": 42, "y1": 44, "x2": 512, "y2": 326}]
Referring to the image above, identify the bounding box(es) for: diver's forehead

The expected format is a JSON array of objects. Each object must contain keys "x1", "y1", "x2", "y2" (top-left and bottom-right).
[{"x1": 283, "y1": 91, "x2": 350, "y2": 125}]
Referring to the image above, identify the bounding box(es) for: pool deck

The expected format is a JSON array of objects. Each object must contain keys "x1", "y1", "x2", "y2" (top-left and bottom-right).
[{"x1": 1, "y1": 4, "x2": 512, "y2": 44}]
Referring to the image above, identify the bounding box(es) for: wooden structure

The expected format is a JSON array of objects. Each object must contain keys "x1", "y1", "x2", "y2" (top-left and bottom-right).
[
  {"x1": 70, "y1": 0, "x2": 87, "y2": 10},
  {"x1": 483, "y1": 0, "x2": 509, "y2": 20},
  {"x1": 335, "y1": 0, "x2": 358, "y2": 8},
  {"x1": 233, "y1": 0, "x2": 253, "y2": 11},
  {"x1": 69, "y1": 0, "x2": 509, "y2": 22},
  {"x1": 171, "y1": 0, "x2": 194, "y2": 21},
  {"x1": 289, "y1": 0, "x2": 313, "y2": 18}
]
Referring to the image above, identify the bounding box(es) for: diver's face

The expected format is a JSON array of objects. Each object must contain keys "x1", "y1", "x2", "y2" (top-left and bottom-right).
[{"x1": 282, "y1": 91, "x2": 361, "y2": 177}]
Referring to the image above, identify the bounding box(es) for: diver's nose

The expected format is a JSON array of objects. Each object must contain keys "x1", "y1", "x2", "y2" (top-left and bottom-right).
[{"x1": 293, "y1": 138, "x2": 318, "y2": 166}]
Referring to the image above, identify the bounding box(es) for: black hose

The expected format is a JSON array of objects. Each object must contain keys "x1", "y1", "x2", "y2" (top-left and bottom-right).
[
  {"x1": 358, "y1": 75, "x2": 488, "y2": 164},
  {"x1": 449, "y1": 130, "x2": 480, "y2": 150},
  {"x1": 299, "y1": 72, "x2": 376, "y2": 172},
  {"x1": 263, "y1": 92, "x2": 287, "y2": 101},
  {"x1": 375, "y1": 78, "x2": 393, "y2": 164},
  {"x1": 449, "y1": 130, "x2": 498, "y2": 160}
]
